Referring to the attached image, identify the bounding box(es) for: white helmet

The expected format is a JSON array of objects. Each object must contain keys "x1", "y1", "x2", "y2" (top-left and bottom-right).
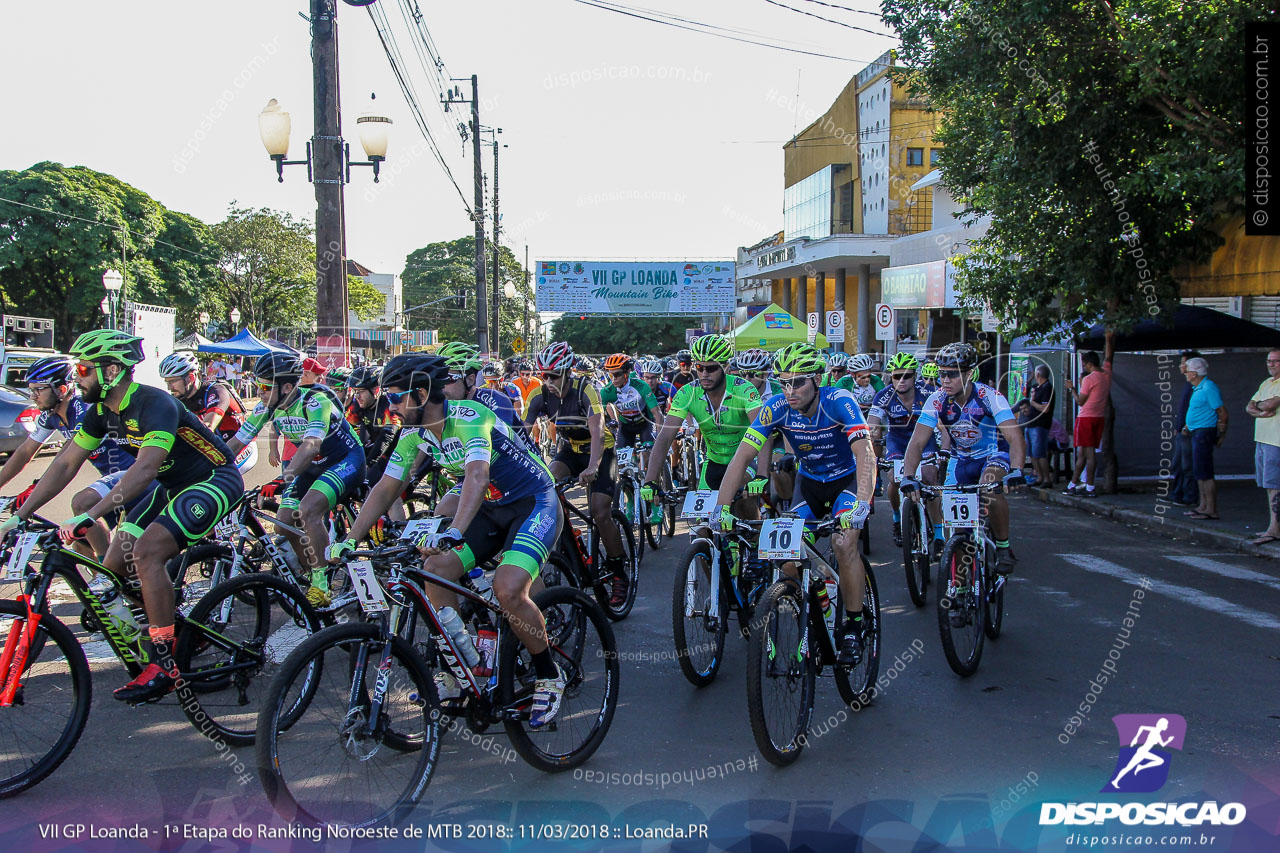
[
  {"x1": 849, "y1": 353, "x2": 877, "y2": 373},
  {"x1": 735, "y1": 348, "x2": 772, "y2": 372},
  {"x1": 159, "y1": 350, "x2": 201, "y2": 380}
]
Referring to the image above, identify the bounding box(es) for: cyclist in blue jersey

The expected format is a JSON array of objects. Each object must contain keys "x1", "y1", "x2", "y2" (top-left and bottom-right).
[
  {"x1": 900, "y1": 342, "x2": 1026, "y2": 573},
  {"x1": 0, "y1": 355, "x2": 163, "y2": 559},
  {"x1": 714, "y1": 342, "x2": 877, "y2": 667},
  {"x1": 867, "y1": 351, "x2": 941, "y2": 548},
  {"x1": 639, "y1": 358, "x2": 677, "y2": 414}
]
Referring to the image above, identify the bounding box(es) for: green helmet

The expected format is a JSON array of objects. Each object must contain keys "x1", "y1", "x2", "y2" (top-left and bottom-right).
[
  {"x1": 773, "y1": 342, "x2": 825, "y2": 374},
  {"x1": 690, "y1": 334, "x2": 734, "y2": 364},
  {"x1": 327, "y1": 367, "x2": 350, "y2": 389},
  {"x1": 886, "y1": 351, "x2": 920, "y2": 373},
  {"x1": 437, "y1": 341, "x2": 482, "y2": 373},
  {"x1": 69, "y1": 329, "x2": 145, "y2": 366},
  {"x1": 921, "y1": 361, "x2": 939, "y2": 380}
]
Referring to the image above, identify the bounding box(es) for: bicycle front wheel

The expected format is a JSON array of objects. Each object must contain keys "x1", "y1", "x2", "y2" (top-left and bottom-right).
[
  {"x1": 593, "y1": 511, "x2": 638, "y2": 621},
  {"x1": 174, "y1": 573, "x2": 322, "y2": 746},
  {"x1": 499, "y1": 586, "x2": 619, "y2": 771},
  {"x1": 984, "y1": 552, "x2": 1005, "y2": 640},
  {"x1": 616, "y1": 479, "x2": 646, "y2": 563},
  {"x1": 937, "y1": 538, "x2": 986, "y2": 677},
  {"x1": 901, "y1": 501, "x2": 928, "y2": 608},
  {"x1": 256, "y1": 623, "x2": 440, "y2": 828},
  {"x1": 745, "y1": 580, "x2": 815, "y2": 767},
  {"x1": 670, "y1": 538, "x2": 727, "y2": 686},
  {"x1": 0, "y1": 601, "x2": 92, "y2": 799},
  {"x1": 834, "y1": 559, "x2": 882, "y2": 707}
]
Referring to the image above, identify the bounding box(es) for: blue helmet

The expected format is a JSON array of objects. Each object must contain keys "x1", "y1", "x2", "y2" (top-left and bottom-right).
[{"x1": 26, "y1": 356, "x2": 75, "y2": 385}]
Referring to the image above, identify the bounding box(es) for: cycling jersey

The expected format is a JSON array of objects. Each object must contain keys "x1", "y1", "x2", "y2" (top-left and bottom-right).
[
  {"x1": 668, "y1": 376, "x2": 762, "y2": 465},
  {"x1": 177, "y1": 380, "x2": 244, "y2": 440},
  {"x1": 384, "y1": 399, "x2": 553, "y2": 505},
  {"x1": 916, "y1": 382, "x2": 1014, "y2": 460},
  {"x1": 847, "y1": 375, "x2": 884, "y2": 409},
  {"x1": 235, "y1": 386, "x2": 362, "y2": 466},
  {"x1": 669, "y1": 371, "x2": 695, "y2": 391},
  {"x1": 31, "y1": 393, "x2": 132, "y2": 477},
  {"x1": 510, "y1": 375, "x2": 542, "y2": 409},
  {"x1": 599, "y1": 377, "x2": 660, "y2": 425},
  {"x1": 345, "y1": 396, "x2": 403, "y2": 464},
  {"x1": 523, "y1": 377, "x2": 615, "y2": 452},
  {"x1": 742, "y1": 386, "x2": 870, "y2": 482},
  {"x1": 869, "y1": 383, "x2": 939, "y2": 458},
  {"x1": 821, "y1": 374, "x2": 856, "y2": 391},
  {"x1": 645, "y1": 380, "x2": 677, "y2": 413},
  {"x1": 73, "y1": 382, "x2": 235, "y2": 493}
]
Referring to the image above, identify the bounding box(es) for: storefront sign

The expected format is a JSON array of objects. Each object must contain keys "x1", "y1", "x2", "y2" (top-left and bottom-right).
[
  {"x1": 536, "y1": 261, "x2": 734, "y2": 315},
  {"x1": 880, "y1": 260, "x2": 955, "y2": 309}
]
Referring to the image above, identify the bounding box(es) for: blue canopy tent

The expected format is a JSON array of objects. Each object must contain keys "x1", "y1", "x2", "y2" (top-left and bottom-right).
[{"x1": 196, "y1": 329, "x2": 294, "y2": 357}]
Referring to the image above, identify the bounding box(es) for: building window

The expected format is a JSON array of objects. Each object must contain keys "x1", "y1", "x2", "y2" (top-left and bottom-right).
[
  {"x1": 907, "y1": 148, "x2": 924, "y2": 166},
  {"x1": 929, "y1": 148, "x2": 942, "y2": 166}
]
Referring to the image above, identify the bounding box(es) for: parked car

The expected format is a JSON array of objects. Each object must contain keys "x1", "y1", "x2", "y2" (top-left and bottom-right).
[{"x1": 0, "y1": 384, "x2": 39, "y2": 456}]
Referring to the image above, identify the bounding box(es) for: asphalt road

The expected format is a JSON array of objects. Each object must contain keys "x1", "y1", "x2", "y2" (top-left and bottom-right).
[{"x1": 1, "y1": 445, "x2": 1278, "y2": 852}]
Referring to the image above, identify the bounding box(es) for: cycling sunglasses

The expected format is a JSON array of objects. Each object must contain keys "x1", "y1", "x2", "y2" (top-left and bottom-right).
[
  {"x1": 742, "y1": 371, "x2": 765, "y2": 379},
  {"x1": 539, "y1": 371, "x2": 567, "y2": 381},
  {"x1": 891, "y1": 371, "x2": 916, "y2": 382},
  {"x1": 694, "y1": 363, "x2": 722, "y2": 374},
  {"x1": 779, "y1": 376, "x2": 812, "y2": 391},
  {"x1": 610, "y1": 370, "x2": 630, "y2": 378},
  {"x1": 938, "y1": 369, "x2": 963, "y2": 379},
  {"x1": 384, "y1": 389, "x2": 411, "y2": 404},
  {"x1": 75, "y1": 363, "x2": 94, "y2": 378}
]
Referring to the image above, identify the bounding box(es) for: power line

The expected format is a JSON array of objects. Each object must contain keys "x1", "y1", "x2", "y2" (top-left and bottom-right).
[
  {"x1": 796, "y1": 0, "x2": 886, "y2": 18},
  {"x1": 568, "y1": 0, "x2": 870, "y2": 62},
  {"x1": 760, "y1": 0, "x2": 896, "y2": 38}
]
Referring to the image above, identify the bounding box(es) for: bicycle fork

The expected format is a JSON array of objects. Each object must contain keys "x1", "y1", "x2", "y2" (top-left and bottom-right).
[{"x1": 0, "y1": 596, "x2": 39, "y2": 706}]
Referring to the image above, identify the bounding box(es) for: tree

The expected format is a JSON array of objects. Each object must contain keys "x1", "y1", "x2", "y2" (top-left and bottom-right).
[
  {"x1": 548, "y1": 315, "x2": 690, "y2": 355},
  {"x1": 348, "y1": 274, "x2": 386, "y2": 322},
  {"x1": 210, "y1": 205, "x2": 316, "y2": 339},
  {"x1": 0, "y1": 162, "x2": 219, "y2": 348},
  {"x1": 401, "y1": 237, "x2": 534, "y2": 356},
  {"x1": 880, "y1": 0, "x2": 1254, "y2": 338}
]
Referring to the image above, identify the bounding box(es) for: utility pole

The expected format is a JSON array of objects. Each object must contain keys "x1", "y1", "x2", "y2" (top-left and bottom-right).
[
  {"x1": 470, "y1": 76, "x2": 489, "y2": 356},
  {"x1": 311, "y1": 0, "x2": 347, "y2": 359},
  {"x1": 524, "y1": 244, "x2": 531, "y2": 351},
  {"x1": 491, "y1": 135, "x2": 501, "y2": 357}
]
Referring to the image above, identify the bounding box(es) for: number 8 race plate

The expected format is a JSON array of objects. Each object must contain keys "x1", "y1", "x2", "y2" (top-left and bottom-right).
[{"x1": 680, "y1": 490, "x2": 716, "y2": 520}]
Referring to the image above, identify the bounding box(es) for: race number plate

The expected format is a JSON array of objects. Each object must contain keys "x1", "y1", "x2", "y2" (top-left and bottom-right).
[
  {"x1": 615, "y1": 447, "x2": 635, "y2": 468},
  {"x1": 3, "y1": 532, "x2": 40, "y2": 582},
  {"x1": 758, "y1": 517, "x2": 806, "y2": 560},
  {"x1": 892, "y1": 460, "x2": 904, "y2": 482},
  {"x1": 680, "y1": 490, "x2": 716, "y2": 520},
  {"x1": 347, "y1": 560, "x2": 389, "y2": 614},
  {"x1": 213, "y1": 516, "x2": 238, "y2": 540},
  {"x1": 942, "y1": 493, "x2": 979, "y2": 528},
  {"x1": 401, "y1": 518, "x2": 442, "y2": 540}
]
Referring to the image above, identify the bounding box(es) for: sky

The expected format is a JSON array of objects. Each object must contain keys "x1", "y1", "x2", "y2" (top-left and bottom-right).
[{"x1": 0, "y1": 0, "x2": 898, "y2": 277}]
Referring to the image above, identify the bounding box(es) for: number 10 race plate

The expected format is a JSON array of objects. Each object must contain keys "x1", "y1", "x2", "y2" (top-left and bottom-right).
[{"x1": 758, "y1": 517, "x2": 806, "y2": 560}]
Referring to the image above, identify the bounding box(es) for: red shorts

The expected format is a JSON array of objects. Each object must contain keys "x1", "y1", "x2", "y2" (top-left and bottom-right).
[{"x1": 1073, "y1": 416, "x2": 1104, "y2": 449}]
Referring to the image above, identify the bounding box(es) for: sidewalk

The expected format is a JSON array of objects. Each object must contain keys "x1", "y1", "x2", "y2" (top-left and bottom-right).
[{"x1": 1030, "y1": 478, "x2": 1280, "y2": 560}]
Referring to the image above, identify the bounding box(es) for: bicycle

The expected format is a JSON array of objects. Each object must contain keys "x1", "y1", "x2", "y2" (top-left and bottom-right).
[
  {"x1": 0, "y1": 510, "x2": 322, "y2": 798},
  {"x1": 670, "y1": 425, "x2": 702, "y2": 493},
  {"x1": 919, "y1": 480, "x2": 1006, "y2": 677},
  {"x1": 880, "y1": 458, "x2": 932, "y2": 608},
  {"x1": 614, "y1": 443, "x2": 674, "y2": 556},
  {"x1": 546, "y1": 479, "x2": 638, "y2": 621},
  {"x1": 256, "y1": 537, "x2": 618, "y2": 828},
  {"x1": 741, "y1": 514, "x2": 881, "y2": 767},
  {"x1": 670, "y1": 496, "x2": 772, "y2": 687}
]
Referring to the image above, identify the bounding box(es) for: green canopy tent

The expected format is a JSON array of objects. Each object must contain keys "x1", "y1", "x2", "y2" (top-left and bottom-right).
[{"x1": 732, "y1": 303, "x2": 827, "y2": 352}]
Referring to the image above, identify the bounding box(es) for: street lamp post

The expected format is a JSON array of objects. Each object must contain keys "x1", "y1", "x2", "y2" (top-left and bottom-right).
[
  {"x1": 198, "y1": 311, "x2": 211, "y2": 339},
  {"x1": 229, "y1": 308, "x2": 242, "y2": 331},
  {"x1": 101, "y1": 269, "x2": 123, "y2": 331}
]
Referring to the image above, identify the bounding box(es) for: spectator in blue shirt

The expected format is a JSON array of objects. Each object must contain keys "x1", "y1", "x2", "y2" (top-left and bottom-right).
[
  {"x1": 1182, "y1": 357, "x2": 1228, "y2": 520},
  {"x1": 1168, "y1": 351, "x2": 1201, "y2": 507}
]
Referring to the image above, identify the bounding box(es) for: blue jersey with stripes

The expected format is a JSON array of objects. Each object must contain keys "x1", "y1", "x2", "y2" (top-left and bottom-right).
[
  {"x1": 30, "y1": 393, "x2": 133, "y2": 477},
  {"x1": 743, "y1": 387, "x2": 871, "y2": 482},
  {"x1": 916, "y1": 382, "x2": 1015, "y2": 459},
  {"x1": 869, "y1": 383, "x2": 938, "y2": 458}
]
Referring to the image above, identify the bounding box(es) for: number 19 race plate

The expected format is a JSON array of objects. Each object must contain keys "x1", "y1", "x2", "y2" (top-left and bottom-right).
[
  {"x1": 942, "y1": 493, "x2": 979, "y2": 528},
  {"x1": 758, "y1": 517, "x2": 806, "y2": 560},
  {"x1": 680, "y1": 490, "x2": 716, "y2": 520}
]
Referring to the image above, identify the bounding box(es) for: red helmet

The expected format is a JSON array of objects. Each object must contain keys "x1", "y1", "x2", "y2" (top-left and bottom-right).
[
  {"x1": 534, "y1": 341, "x2": 575, "y2": 372},
  {"x1": 603, "y1": 353, "x2": 632, "y2": 372}
]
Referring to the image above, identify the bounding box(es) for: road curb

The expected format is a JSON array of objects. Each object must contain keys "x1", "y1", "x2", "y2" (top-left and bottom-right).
[{"x1": 1031, "y1": 487, "x2": 1280, "y2": 561}]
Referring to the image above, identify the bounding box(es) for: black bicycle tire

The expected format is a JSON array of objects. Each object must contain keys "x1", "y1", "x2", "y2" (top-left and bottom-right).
[
  {"x1": 499, "y1": 586, "x2": 619, "y2": 771},
  {"x1": 174, "y1": 573, "x2": 322, "y2": 746},
  {"x1": 984, "y1": 552, "x2": 1005, "y2": 640},
  {"x1": 255, "y1": 622, "x2": 439, "y2": 828},
  {"x1": 936, "y1": 538, "x2": 985, "y2": 677},
  {"x1": 616, "y1": 480, "x2": 646, "y2": 564},
  {"x1": 745, "y1": 580, "x2": 814, "y2": 767},
  {"x1": 914, "y1": 500, "x2": 932, "y2": 601},
  {"x1": 593, "y1": 512, "x2": 639, "y2": 621},
  {"x1": 0, "y1": 601, "x2": 92, "y2": 799},
  {"x1": 670, "y1": 538, "x2": 727, "y2": 687},
  {"x1": 901, "y1": 501, "x2": 926, "y2": 607},
  {"x1": 834, "y1": 559, "x2": 882, "y2": 707}
]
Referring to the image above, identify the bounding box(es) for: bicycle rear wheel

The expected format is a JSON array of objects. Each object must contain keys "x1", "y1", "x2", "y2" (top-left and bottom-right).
[
  {"x1": 902, "y1": 501, "x2": 929, "y2": 607},
  {"x1": 671, "y1": 539, "x2": 727, "y2": 686},
  {"x1": 174, "y1": 573, "x2": 322, "y2": 746},
  {"x1": 937, "y1": 538, "x2": 985, "y2": 677},
  {"x1": 499, "y1": 586, "x2": 619, "y2": 771},
  {"x1": 256, "y1": 623, "x2": 439, "y2": 828},
  {"x1": 745, "y1": 580, "x2": 815, "y2": 767},
  {"x1": 593, "y1": 511, "x2": 638, "y2": 621},
  {"x1": 834, "y1": 559, "x2": 882, "y2": 707},
  {"x1": 615, "y1": 479, "x2": 646, "y2": 563},
  {"x1": 0, "y1": 602, "x2": 91, "y2": 799}
]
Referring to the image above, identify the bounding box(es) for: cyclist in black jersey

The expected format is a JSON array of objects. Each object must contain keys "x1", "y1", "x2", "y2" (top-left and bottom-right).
[{"x1": 1, "y1": 330, "x2": 243, "y2": 702}]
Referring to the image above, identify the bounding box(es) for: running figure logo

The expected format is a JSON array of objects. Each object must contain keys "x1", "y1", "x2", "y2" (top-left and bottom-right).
[{"x1": 1103, "y1": 714, "x2": 1187, "y2": 793}]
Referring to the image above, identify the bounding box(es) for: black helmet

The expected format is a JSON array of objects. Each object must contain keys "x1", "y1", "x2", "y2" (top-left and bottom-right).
[
  {"x1": 348, "y1": 366, "x2": 380, "y2": 390},
  {"x1": 935, "y1": 342, "x2": 978, "y2": 371},
  {"x1": 676, "y1": 349, "x2": 692, "y2": 365},
  {"x1": 380, "y1": 353, "x2": 451, "y2": 392},
  {"x1": 254, "y1": 351, "x2": 304, "y2": 383}
]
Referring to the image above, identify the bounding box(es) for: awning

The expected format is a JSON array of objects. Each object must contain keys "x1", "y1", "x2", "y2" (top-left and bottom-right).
[
  {"x1": 910, "y1": 168, "x2": 942, "y2": 192},
  {"x1": 732, "y1": 303, "x2": 828, "y2": 351},
  {"x1": 174, "y1": 332, "x2": 215, "y2": 350},
  {"x1": 1076, "y1": 304, "x2": 1280, "y2": 351},
  {"x1": 196, "y1": 328, "x2": 292, "y2": 357}
]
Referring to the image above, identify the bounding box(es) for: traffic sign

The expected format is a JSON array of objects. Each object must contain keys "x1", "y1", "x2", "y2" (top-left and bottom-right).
[
  {"x1": 826, "y1": 310, "x2": 845, "y2": 343},
  {"x1": 981, "y1": 304, "x2": 1000, "y2": 332},
  {"x1": 807, "y1": 312, "x2": 819, "y2": 343},
  {"x1": 875, "y1": 303, "x2": 895, "y2": 341},
  {"x1": 511, "y1": 336, "x2": 525, "y2": 354}
]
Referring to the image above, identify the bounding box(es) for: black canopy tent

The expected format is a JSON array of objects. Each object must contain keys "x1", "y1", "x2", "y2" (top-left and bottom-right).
[{"x1": 1077, "y1": 304, "x2": 1280, "y2": 351}]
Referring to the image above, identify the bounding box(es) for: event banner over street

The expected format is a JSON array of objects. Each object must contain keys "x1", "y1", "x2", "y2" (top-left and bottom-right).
[{"x1": 536, "y1": 261, "x2": 736, "y2": 314}]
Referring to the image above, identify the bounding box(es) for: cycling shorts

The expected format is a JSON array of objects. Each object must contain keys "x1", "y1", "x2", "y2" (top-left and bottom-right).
[
  {"x1": 87, "y1": 472, "x2": 168, "y2": 532},
  {"x1": 698, "y1": 459, "x2": 758, "y2": 491},
  {"x1": 951, "y1": 452, "x2": 1010, "y2": 487},
  {"x1": 281, "y1": 446, "x2": 366, "y2": 511},
  {"x1": 885, "y1": 430, "x2": 937, "y2": 461},
  {"x1": 616, "y1": 421, "x2": 654, "y2": 449},
  {"x1": 793, "y1": 466, "x2": 861, "y2": 523},
  {"x1": 453, "y1": 488, "x2": 562, "y2": 580},
  {"x1": 553, "y1": 445, "x2": 617, "y2": 499},
  {"x1": 125, "y1": 465, "x2": 242, "y2": 547}
]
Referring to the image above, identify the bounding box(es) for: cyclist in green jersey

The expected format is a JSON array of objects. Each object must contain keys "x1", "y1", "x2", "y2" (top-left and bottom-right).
[
  {"x1": 642, "y1": 334, "x2": 764, "y2": 520},
  {"x1": 328, "y1": 354, "x2": 568, "y2": 726},
  {"x1": 227, "y1": 351, "x2": 366, "y2": 607},
  {"x1": 1, "y1": 330, "x2": 244, "y2": 701},
  {"x1": 822, "y1": 351, "x2": 856, "y2": 391}
]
